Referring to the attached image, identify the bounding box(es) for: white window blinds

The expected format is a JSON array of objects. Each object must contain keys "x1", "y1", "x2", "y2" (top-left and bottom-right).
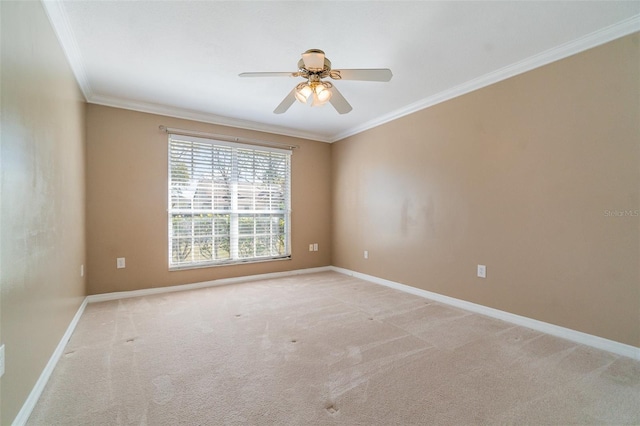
[{"x1": 168, "y1": 134, "x2": 291, "y2": 268}]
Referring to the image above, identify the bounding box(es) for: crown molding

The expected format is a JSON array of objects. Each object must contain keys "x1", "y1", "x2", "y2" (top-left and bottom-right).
[
  {"x1": 88, "y1": 95, "x2": 331, "y2": 143},
  {"x1": 330, "y1": 14, "x2": 640, "y2": 143},
  {"x1": 43, "y1": 0, "x2": 638, "y2": 145},
  {"x1": 42, "y1": 0, "x2": 329, "y2": 142},
  {"x1": 41, "y1": 0, "x2": 92, "y2": 100}
]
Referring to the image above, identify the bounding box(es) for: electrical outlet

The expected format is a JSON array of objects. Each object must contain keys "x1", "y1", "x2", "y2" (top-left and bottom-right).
[
  {"x1": 0, "y1": 344, "x2": 5, "y2": 378},
  {"x1": 309, "y1": 244, "x2": 313, "y2": 252},
  {"x1": 117, "y1": 257, "x2": 126, "y2": 269},
  {"x1": 313, "y1": 243, "x2": 318, "y2": 251},
  {"x1": 364, "y1": 250, "x2": 368, "y2": 259},
  {"x1": 477, "y1": 264, "x2": 486, "y2": 278}
]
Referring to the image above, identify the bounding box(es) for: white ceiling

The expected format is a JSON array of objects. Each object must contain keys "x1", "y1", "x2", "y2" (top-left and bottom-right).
[{"x1": 44, "y1": 1, "x2": 640, "y2": 142}]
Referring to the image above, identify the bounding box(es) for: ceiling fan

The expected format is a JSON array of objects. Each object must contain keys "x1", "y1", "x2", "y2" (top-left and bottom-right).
[{"x1": 239, "y1": 49, "x2": 392, "y2": 115}]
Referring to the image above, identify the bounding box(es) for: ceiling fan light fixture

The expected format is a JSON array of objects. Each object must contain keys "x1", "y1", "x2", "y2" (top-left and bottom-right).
[
  {"x1": 311, "y1": 92, "x2": 323, "y2": 107},
  {"x1": 315, "y1": 84, "x2": 332, "y2": 103},
  {"x1": 295, "y1": 81, "x2": 332, "y2": 107},
  {"x1": 241, "y1": 48, "x2": 391, "y2": 114},
  {"x1": 295, "y1": 83, "x2": 313, "y2": 103}
]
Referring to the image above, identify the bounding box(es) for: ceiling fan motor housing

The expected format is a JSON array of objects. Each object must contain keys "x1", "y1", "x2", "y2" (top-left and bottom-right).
[{"x1": 298, "y1": 49, "x2": 332, "y2": 76}]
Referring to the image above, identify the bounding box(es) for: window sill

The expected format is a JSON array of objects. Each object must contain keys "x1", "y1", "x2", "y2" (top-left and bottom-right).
[{"x1": 169, "y1": 255, "x2": 292, "y2": 271}]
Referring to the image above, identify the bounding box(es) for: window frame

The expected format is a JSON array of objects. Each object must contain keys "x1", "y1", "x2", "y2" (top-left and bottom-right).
[{"x1": 167, "y1": 134, "x2": 292, "y2": 270}]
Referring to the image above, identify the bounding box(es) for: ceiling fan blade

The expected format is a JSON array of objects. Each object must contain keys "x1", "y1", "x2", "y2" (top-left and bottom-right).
[
  {"x1": 329, "y1": 86, "x2": 352, "y2": 115},
  {"x1": 239, "y1": 72, "x2": 300, "y2": 78},
  {"x1": 330, "y1": 68, "x2": 392, "y2": 82},
  {"x1": 301, "y1": 50, "x2": 325, "y2": 71},
  {"x1": 273, "y1": 88, "x2": 297, "y2": 114}
]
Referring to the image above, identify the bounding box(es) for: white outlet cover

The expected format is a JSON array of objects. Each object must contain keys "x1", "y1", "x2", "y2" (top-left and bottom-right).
[
  {"x1": 117, "y1": 258, "x2": 126, "y2": 269},
  {"x1": 309, "y1": 244, "x2": 313, "y2": 252},
  {"x1": 477, "y1": 264, "x2": 487, "y2": 278},
  {"x1": 0, "y1": 344, "x2": 5, "y2": 378},
  {"x1": 313, "y1": 243, "x2": 318, "y2": 251},
  {"x1": 364, "y1": 250, "x2": 369, "y2": 259}
]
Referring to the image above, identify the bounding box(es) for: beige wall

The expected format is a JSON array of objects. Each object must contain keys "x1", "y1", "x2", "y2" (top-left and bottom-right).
[
  {"x1": 86, "y1": 105, "x2": 331, "y2": 294},
  {"x1": 332, "y1": 33, "x2": 640, "y2": 347},
  {"x1": 0, "y1": 6, "x2": 636, "y2": 421},
  {"x1": 0, "y1": 1, "x2": 87, "y2": 423}
]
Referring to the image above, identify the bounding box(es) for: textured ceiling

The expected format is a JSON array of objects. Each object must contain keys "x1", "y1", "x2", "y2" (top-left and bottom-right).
[{"x1": 44, "y1": 1, "x2": 640, "y2": 142}]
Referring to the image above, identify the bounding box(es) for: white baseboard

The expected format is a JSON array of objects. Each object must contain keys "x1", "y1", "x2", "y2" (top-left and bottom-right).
[
  {"x1": 15, "y1": 264, "x2": 638, "y2": 425},
  {"x1": 330, "y1": 266, "x2": 640, "y2": 361},
  {"x1": 86, "y1": 266, "x2": 332, "y2": 303},
  {"x1": 12, "y1": 298, "x2": 89, "y2": 426}
]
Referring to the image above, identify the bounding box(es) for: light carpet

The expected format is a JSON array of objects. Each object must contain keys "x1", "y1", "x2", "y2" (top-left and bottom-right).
[{"x1": 28, "y1": 271, "x2": 640, "y2": 425}]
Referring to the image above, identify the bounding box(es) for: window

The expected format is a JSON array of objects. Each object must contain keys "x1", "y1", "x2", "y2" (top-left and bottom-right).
[{"x1": 168, "y1": 134, "x2": 291, "y2": 269}]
